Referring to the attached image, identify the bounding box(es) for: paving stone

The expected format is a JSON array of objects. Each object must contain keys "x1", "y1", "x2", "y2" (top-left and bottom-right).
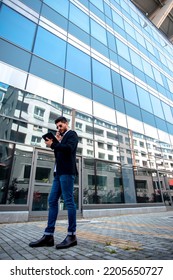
[{"x1": 0, "y1": 210, "x2": 173, "y2": 260}]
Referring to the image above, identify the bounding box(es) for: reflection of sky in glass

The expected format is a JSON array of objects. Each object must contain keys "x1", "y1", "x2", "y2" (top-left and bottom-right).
[
  {"x1": 0, "y1": 5, "x2": 36, "y2": 51},
  {"x1": 0, "y1": 82, "x2": 8, "y2": 89}
]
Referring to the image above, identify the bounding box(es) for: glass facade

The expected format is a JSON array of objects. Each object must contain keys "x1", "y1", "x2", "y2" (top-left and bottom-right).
[{"x1": 0, "y1": 0, "x2": 173, "y2": 218}]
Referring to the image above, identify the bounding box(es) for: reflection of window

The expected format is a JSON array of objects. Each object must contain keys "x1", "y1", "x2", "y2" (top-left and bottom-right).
[
  {"x1": 108, "y1": 155, "x2": 113, "y2": 161},
  {"x1": 24, "y1": 165, "x2": 31, "y2": 178},
  {"x1": 107, "y1": 144, "x2": 113, "y2": 151},
  {"x1": 139, "y1": 141, "x2": 144, "y2": 147},
  {"x1": 76, "y1": 122, "x2": 82, "y2": 130},
  {"x1": 33, "y1": 125, "x2": 42, "y2": 131},
  {"x1": 31, "y1": 136, "x2": 41, "y2": 146},
  {"x1": 87, "y1": 139, "x2": 93, "y2": 146},
  {"x1": 97, "y1": 176, "x2": 107, "y2": 187},
  {"x1": 87, "y1": 150, "x2": 93, "y2": 156},
  {"x1": 34, "y1": 107, "x2": 45, "y2": 120},
  {"x1": 35, "y1": 167, "x2": 51, "y2": 182},
  {"x1": 98, "y1": 152, "x2": 105, "y2": 159},
  {"x1": 98, "y1": 142, "x2": 104, "y2": 149},
  {"x1": 49, "y1": 112, "x2": 59, "y2": 124}
]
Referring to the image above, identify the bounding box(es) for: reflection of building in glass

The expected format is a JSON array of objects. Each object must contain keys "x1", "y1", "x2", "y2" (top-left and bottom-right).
[{"x1": 0, "y1": 0, "x2": 173, "y2": 221}]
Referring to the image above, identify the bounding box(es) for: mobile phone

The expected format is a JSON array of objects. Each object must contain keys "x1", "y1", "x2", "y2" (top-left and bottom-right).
[{"x1": 42, "y1": 132, "x2": 58, "y2": 143}]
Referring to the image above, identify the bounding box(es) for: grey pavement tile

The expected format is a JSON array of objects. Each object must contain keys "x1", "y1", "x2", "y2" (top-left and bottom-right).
[{"x1": 0, "y1": 210, "x2": 173, "y2": 260}]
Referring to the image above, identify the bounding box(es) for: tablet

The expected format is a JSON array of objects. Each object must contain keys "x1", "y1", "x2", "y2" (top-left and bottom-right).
[{"x1": 42, "y1": 132, "x2": 58, "y2": 143}]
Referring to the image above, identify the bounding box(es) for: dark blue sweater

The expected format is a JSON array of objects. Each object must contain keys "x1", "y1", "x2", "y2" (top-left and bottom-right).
[{"x1": 51, "y1": 130, "x2": 78, "y2": 175}]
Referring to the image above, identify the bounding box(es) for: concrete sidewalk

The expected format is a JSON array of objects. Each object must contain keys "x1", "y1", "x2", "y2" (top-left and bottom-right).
[{"x1": 0, "y1": 210, "x2": 173, "y2": 260}]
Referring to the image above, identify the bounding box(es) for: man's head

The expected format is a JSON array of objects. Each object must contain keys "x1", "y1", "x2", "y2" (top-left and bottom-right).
[{"x1": 55, "y1": 116, "x2": 68, "y2": 135}]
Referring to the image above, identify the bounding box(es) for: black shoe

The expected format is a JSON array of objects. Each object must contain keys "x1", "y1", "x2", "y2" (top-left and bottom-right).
[
  {"x1": 29, "y1": 235, "x2": 54, "y2": 247},
  {"x1": 56, "y1": 235, "x2": 77, "y2": 249}
]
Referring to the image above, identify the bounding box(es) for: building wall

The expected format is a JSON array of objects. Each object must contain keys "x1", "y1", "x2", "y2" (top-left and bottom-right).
[{"x1": 0, "y1": 0, "x2": 173, "y2": 215}]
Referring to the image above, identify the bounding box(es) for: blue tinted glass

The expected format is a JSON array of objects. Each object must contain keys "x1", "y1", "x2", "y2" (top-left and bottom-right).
[
  {"x1": 104, "y1": 3, "x2": 112, "y2": 19},
  {"x1": 112, "y1": 10, "x2": 124, "y2": 28},
  {"x1": 107, "y1": 31, "x2": 116, "y2": 51},
  {"x1": 69, "y1": 23, "x2": 90, "y2": 46},
  {"x1": 124, "y1": 21, "x2": 136, "y2": 39},
  {"x1": 0, "y1": 39, "x2": 31, "y2": 71},
  {"x1": 114, "y1": 96, "x2": 125, "y2": 113},
  {"x1": 141, "y1": 110, "x2": 156, "y2": 127},
  {"x1": 30, "y1": 56, "x2": 64, "y2": 86},
  {"x1": 145, "y1": 76, "x2": 157, "y2": 90},
  {"x1": 65, "y1": 72, "x2": 92, "y2": 99},
  {"x1": 41, "y1": 4, "x2": 68, "y2": 31},
  {"x1": 116, "y1": 39, "x2": 130, "y2": 61},
  {"x1": 118, "y1": 57, "x2": 133, "y2": 73},
  {"x1": 90, "y1": 0, "x2": 104, "y2": 12},
  {"x1": 91, "y1": 38, "x2": 109, "y2": 58},
  {"x1": 66, "y1": 44, "x2": 91, "y2": 81},
  {"x1": 92, "y1": 59, "x2": 112, "y2": 92},
  {"x1": 110, "y1": 50, "x2": 118, "y2": 64},
  {"x1": 150, "y1": 95, "x2": 164, "y2": 119},
  {"x1": 133, "y1": 67, "x2": 146, "y2": 83},
  {"x1": 0, "y1": 4, "x2": 36, "y2": 51},
  {"x1": 122, "y1": 77, "x2": 139, "y2": 105},
  {"x1": 69, "y1": 4, "x2": 89, "y2": 33},
  {"x1": 167, "y1": 122, "x2": 173, "y2": 135},
  {"x1": 162, "y1": 102, "x2": 173, "y2": 123},
  {"x1": 142, "y1": 58, "x2": 154, "y2": 79},
  {"x1": 125, "y1": 101, "x2": 142, "y2": 121},
  {"x1": 91, "y1": 19, "x2": 107, "y2": 45},
  {"x1": 43, "y1": 0, "x2": 69, "y2": 18},
  {"x1": 33, "y1": 27, "x2": 66, "y2": 68},
  {"x1": 137, "y1": 86, "x2": 153, "y2": 113},
  {"x1": 19, "y1": 0, "x2": 42, "y2": 12},
  {"x1": 93, "y1": 86, "x2": 114, "y2": 109},
  {"x1": 155, "y1": 117, "x2": 168, "y2": 133},
  {"x1": 129, "y1": 49, "x2": 143, "y2": 71},
  {"x1": 111, "y1": 71, "x2": 123, "y2": 97},
  {"x1": 90, "y1": 3, "x2": 105, "y2": 21}
]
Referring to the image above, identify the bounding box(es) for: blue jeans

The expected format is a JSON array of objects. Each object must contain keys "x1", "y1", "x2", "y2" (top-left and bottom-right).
[{"x1": 44, "y1": 174, "x2": 76, "y2": 235}]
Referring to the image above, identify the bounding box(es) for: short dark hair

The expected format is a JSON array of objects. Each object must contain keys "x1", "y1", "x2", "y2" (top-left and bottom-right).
[{"x1": 55, "y1": 116, "x2": 68, "y2": 124}]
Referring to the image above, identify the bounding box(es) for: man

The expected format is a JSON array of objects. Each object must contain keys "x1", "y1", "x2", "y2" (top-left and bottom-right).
[{"x1": 29, "y1": 116, "x2": 78, "y2": 249}]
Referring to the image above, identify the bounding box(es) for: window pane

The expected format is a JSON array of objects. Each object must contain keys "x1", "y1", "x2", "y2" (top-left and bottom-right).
[
  {"x1": 141, "y1": 109, "x2": 156, "y2": 127},
  {"x1": 65, "y1": 72, "x2": 92, "y2": 99},
  {"x1": 0, "y1": 39, "x2": 31, "y2": 71},
  {"x1": 162, "y1": 102, "x2": 173, "y2": 123},
  {"x1": 30, "y1": 56, "x2": 64, "y2": 86},
  {"x1": 33, "y1": 27, "x2": 66, "y2": 68},
  {"x1": 90, "y1": 0, "x2": 104, "y2": 12},
  {"x1": 69, "y1": 3, "x2": 89, "y2": 33},
  {"x1": 66, "y1": 44, "x2": 91, "y2": 81},
  {"x1": 129, "y1": 49, "x2": 143, "y2": 71},
  {"x1": 41, "y1": 4, "x2": 68, "y2": 31},
  {"x1": 150, "y1": 95, "x2": 164, "y2": 119},
  {"x1": 116, "y1": 39, "x2": 130, "y2": 61},
  {"x1": 43, "y1": 0, "x2": 69, "y2": 18},
  {"x1": 93, "y1": 86, "x2": 114, "y2": 109},
  {"x1": 0, "y1": 4, "x2": 36, "y2": 51},
  {"x1": 137, "y1": 86, "x2": 153, "y2": 113},
  {"x1": 112, "y1": 71, "x2": 123, "y2": 97},
  {"x1": 125, "y1": 101, "x2": 142, "y2": 121},
  {"x1": 91, "y1": 19, "x2": 107, "y2": 45},
  {"x1": 114, "y1": 96, "x2": 125, "y2": 113},
  {"x1": 92, "y1": 59, "x2": 112, "y2": 92},
  {"x1": 122, "y1": 77, "x2": 139, "y2": 105}
]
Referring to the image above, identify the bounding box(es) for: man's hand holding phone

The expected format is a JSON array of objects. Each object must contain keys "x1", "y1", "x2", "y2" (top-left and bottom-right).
[{"x1": 56, "y1": 131, "x2": 63, "y2": 142}]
